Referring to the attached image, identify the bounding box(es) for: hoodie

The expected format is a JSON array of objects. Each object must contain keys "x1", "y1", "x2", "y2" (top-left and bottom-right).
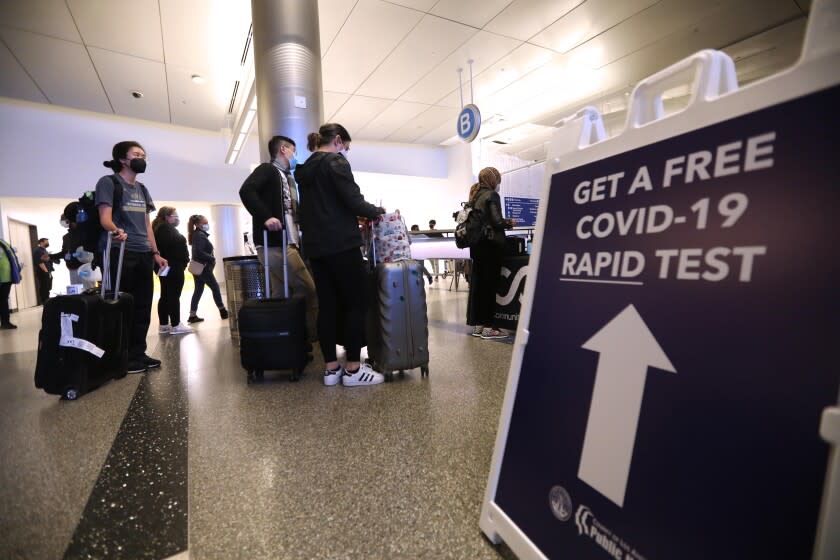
[{"x1": 293, "y1": 152, "x2": 383, "y2": 259}]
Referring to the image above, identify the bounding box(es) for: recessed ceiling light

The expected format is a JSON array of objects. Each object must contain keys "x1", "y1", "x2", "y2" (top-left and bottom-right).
[
  {"x1": 131, "y1": 90, "x2": 143, "y2": 99},
  {"x1": 191, "y1": 74, "x2": 206, "y2": 84}
]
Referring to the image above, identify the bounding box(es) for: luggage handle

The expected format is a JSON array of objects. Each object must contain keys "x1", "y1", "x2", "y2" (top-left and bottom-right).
[
  {"x1": 100, "y1": 233, "x2": 126, "y2": 301},
  {"x1": 263, "y1": 228, "x2": 289, "y2": 299}
]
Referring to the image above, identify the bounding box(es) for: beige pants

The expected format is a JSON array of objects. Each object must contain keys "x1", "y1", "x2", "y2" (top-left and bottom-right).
[{"x1": 257, "y1": 245, "x2": 319, "y2": 343}]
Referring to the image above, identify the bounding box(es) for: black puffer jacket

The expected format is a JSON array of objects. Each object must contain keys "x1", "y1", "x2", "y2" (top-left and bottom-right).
[
  {"x1": 153, "y1": 222, "x2": 189, "y2": 268},
  {"x1": 294, "y1": 152, "x2": 383, "y2": 259}
]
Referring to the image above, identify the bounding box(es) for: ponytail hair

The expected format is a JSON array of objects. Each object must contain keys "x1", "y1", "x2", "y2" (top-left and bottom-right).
[
  {"x1": 187, "y1": 214, "x2": 205, "y2": 245},
  {"x1": 103, "y1": 140, "x2": 145, "y2": 173},
  {"x1": 152, "y1": 206, "x2": 177, "y2": 232},
  {"x1": 307, "y1": 123, "x2": 351, "y2": 151}
]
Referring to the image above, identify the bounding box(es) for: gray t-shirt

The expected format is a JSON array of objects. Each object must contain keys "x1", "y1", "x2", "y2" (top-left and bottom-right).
[{"x1": 94, "y1": 174, "x2": 155, "y2": 253}]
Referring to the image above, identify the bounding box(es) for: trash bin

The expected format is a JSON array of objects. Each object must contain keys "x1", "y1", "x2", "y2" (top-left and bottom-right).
[{"x1": 222, "y1": 255, "x2": 265, "y2": 343}]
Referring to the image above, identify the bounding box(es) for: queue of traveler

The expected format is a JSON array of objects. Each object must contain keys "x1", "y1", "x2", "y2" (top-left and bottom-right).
[{"x1": 0, "y1": 125, "x2": 517, "y2": 381}]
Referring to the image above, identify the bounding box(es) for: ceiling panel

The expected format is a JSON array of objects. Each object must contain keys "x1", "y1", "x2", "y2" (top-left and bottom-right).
[
  {"x1": 68, "y1": 0, "x2": 164, "y2": 61},
  {"x1": 323, "y1": 91, "x2": 351, "y2": 121},
  {"x1": 0, "y1": 40, "x2": 48, "y2": 103},
  {"x1": 357, "y1": 100, "x2": 431, "y2": 139},
  {"x1": 321, "y1": 0, "x2": 423, "y2": 93},
  {"x1": 399, "y1": 30, "x2": 521, "y2": 105},
  {"x1": 0, "y1": 0, "x2": 81, "y2": 43},
  {"x1": 385, "y1": 0, "x2": 438, "y2": 11},
  {"x1": 356, "y1": 15, "x2": 476, "y2": 99},
  {"x1": 89, "y1": 47, "x2": 168, "y2": 123},
  {"x1": 1, "y1": 27, "x2": 111, "y2": 113},
  {"x1": 331, "y1": 95, "x2": 394, "y2": 134},
  {"x1": 167, "y1": 65, "x2": 230, "y2": 130},
  {"x1": 437, "y1": 42, "x2": 556, "y2": 108},
  {"x1": 726, "y1": 18, "x2": 805, "y2": 84},
  {"x1": 318, "y1": 0, "x2": 357, "y2": 56},
  {"x1": 485, "y1": 0, "x2": 584, "y2": 41},
  {"x1": 414, "y1": 117, "x2": 459, "y2": 144},
  {"x1": 386, "y1": 105, "x2": 456, "y2": 143},
  {"x1": 530, "y1": 0, "x2": 657, "y2": 54},
  {"x1": 430, "y1": 0, "x2": 514, "y2": 29}
]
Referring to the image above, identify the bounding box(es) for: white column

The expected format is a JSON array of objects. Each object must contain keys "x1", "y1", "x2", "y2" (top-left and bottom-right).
[{"x1": 210, "y1": 204, "x2": 249, "y2": 285}]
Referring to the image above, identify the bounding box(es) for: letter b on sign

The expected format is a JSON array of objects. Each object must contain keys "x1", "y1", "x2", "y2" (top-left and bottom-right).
[{"x1": 457, "y1": 104, "x2": 481, "y2": 143}]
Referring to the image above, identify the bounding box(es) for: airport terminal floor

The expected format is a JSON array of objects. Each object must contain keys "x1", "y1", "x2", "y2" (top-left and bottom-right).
[{"x1": 0, "y1": 279, "x2": 520, "y2": 560}]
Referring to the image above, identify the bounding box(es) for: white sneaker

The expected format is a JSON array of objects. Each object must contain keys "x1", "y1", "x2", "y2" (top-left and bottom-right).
[
  {"x1": 342, "y1": 363, "x2": 385, "y2": 387},
  {"x1": 324, "y1": 365, "x2": 344, "y2": 386},
  {"x1": 159, "y1": 325, "x2": 171, "y2": 334},
  {"x1": 169, "y1": 323, "x2": 194, "y2": 335}
]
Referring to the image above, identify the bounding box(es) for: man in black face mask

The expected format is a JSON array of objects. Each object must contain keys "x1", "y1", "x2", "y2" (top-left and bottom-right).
[{"x1": 95, "y1": 140, "x2": 168, "y2": 374}]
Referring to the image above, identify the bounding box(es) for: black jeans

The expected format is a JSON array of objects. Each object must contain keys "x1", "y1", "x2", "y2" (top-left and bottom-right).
[
  {"x1": 110, "y1": 249, "x2": 153, "y2": 359},
  {"x1": 190, "y1": 266, "x2": 224, "y2": 312},
  {"x1": 0, "y1": 282, "x2": 11, "y2": 324},
  {"x1": 157, "y1": 265, "x2": 185, "y2": 326},
  {"x1": 36, "y1": 270, "x2": 52, "y2": 303},
  {"x1": 309, "y1": 248, "x2": 368, "y2": 363},
  {"x1": 469, "y1": 240, "x2": 503, "y2": 327}
]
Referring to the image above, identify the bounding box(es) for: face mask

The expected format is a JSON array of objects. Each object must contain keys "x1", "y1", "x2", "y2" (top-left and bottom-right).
[
  {"x1": 201, "y1": 224, "x2": 210, "y2": 232},
  {"x1": 338, "y1": 149, "x2": 348, "y2": 159},
  {"x1": 288, "y1": 155, "x2": 298, "y2": 170},
  {"x1": 172, "y1": 218, "x2": 180, "y2": 227},
  {"x1": 60, "y1": 220, "x2": 70, "y2": 228},
  {"x1": 129, "y1": 158, "x2": 147, "y2": 173}
]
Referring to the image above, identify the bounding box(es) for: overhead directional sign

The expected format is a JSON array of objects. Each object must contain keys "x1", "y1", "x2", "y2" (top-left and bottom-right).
[
  {"x1": 491, "y1": 85, "x2": 840, "y2": 560},
  {"x1": 457, "y1": 103, "x2": 481, "y2": 143}
]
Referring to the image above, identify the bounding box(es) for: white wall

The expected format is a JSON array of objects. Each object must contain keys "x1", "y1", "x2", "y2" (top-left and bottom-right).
[{"x1": 0, "y1": 97, "x2": 475, "y2": 255}]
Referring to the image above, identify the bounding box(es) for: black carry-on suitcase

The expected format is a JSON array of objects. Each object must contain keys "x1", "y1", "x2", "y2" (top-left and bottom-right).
[
  {"x1": 238, "y1": 229, "x2": 307, "y2": 383},
  {"x1": 34, "y1": 235, "x2": 133, "y2": 400},
  {"x1": 366, "y1": 225, "x2": 430, "y2": 382}
]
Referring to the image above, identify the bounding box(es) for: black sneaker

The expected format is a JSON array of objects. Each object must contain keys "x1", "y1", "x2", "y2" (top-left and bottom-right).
[
  {"x1": 0, "y1": 322, "x2": 17, "y2": 329},
  {"x1": 188, "y1": 315, "x2": 204, "y2": 323},
  {"x1": 127, "y1": 360, "x2": 147, "y2": 374},
  {"x1": 219, "y1": 308, "x2": 229, "y2": 319},
  {"x1": 141, "y1": 354, "x2": 162, "y2": 369}
]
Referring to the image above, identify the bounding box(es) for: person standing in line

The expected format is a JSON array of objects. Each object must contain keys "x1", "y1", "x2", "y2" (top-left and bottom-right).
[
  {"x1": 409, "y1": 225, "x2": 434, "y2": 285},
  {"x1": 0, "y1": 238, "x2": 22, "y2": 329},
  {"x1": 33, "y1": 238, "x2": 53, "y2": 303},
  {"x1": 239, "y1": 134, "x2": 318, "y2": 347},
  {"x1": 96, "y1": 141, "x2": 168, "y2": 374},
  {"x1": 467, "y1": 167, "x2": 515, "y2": 340},
  {"x1": 294, "y1": 123, "x2": 386, "y2": 387},
  {"x1": 426, "y1": 219, "x2": 443, "y2": 280},
  {"x1": 186, "y1": 215, "x2": 229, "y2": 324},
  {"x1": 152, "y1": 207, "x2": 192, "y2": 335}
]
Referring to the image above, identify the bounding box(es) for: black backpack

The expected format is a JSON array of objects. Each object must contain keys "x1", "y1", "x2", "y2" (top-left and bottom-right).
[
  {"x1": 454, "y1": 193, "x2": 490, "y2": 249},
  {"x1": 72, "y1": 176, "x2": 124, "y2": 254}
]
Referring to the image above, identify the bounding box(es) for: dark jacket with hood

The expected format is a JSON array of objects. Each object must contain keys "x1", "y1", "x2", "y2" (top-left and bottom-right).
[
  {"x1": 153, "y1": 222, "x2": 189, "y2": 268},
  {"x1": 471, "y1": 185, "x2": 514, "y2": 248},
  {"x1": 191, "y1": 230, "x2": 215, "y2": 268},
  {"x1": 293, "y1": 152, "x2": 383, "y2": 259}
]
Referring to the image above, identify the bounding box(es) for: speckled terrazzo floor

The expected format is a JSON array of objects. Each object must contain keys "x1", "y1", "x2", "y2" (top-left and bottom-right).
[{"x1": 0, "y1": 281, "x2": 519, "y2": 559}]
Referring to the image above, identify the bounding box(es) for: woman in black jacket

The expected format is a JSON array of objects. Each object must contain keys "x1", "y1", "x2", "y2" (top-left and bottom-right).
[
  {"x1": 468, "y1": 167, "x2": 515, "y2": 340},
  {"x1": 152, "y1": 207, "x2": 193, "y2": 334},
  {"x1": 187, "y1": 214, "x2": 229, "y2": 323},
  {"x1": 294, "y1": 123, "x2": 386, "y2": 387}
]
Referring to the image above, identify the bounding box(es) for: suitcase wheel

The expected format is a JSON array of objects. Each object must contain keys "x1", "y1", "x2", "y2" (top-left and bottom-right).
[
  {"x1": 421, "y1": 365, "x2": 429, "y2": 378},
  {"x1": 291, "y1": 369, "x2": 301, "y2": 382},
  {"x1": 385, "y1": 371, "x2": 394, "y2": 382},
  {"x1": 63, "y1": 387, "x2": 80, "y2": 401},
  {"x1": 246, "y1": 370, "x2": 264, "y2": 384}
]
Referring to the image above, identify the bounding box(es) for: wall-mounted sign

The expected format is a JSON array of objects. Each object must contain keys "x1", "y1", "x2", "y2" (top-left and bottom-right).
[{"x1": 457, "y1": 103, "x2": 481, "y2": 143}]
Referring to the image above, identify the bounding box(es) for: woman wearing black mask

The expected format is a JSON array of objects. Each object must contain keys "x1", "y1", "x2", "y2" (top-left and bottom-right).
[
  {"x1": 186, "y1": 215, "x2": 229, "y2": 324},
  {"x1": 96, "y1": 140, "x2": 168, "y2": 374}
]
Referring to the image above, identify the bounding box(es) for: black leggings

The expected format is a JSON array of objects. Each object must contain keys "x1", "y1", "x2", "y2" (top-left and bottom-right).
[
  {"x1": 109, "y1": 250, "x2": 154, "y2": 359},
  {"x1": 469, "y1": 240, "x2": 503, "y2": 327},
  {"x1": 158, "y1": 265, "x2": 185, "y2": 326},
  {"x1": 190, "y1": 266, "x2": 224, "y2": 312},
  {"x1": 309, "y1": 248, "x2": 368, "y2": 363}
]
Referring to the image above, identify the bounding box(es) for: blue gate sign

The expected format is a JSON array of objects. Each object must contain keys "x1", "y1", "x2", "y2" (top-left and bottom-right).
[
  {"x1": 503, "y1": 196, "x2": 539, "y2": 227},
  {"x1": 493, "y1": 85, "x2": 840, "y2": 559},
  {"x1": 457, "y1": 103, "x2": 481, "y2": 142}
]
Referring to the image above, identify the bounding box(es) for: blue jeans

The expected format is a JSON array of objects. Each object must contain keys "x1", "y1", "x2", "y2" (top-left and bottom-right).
[{"x1": 190, "y1": 265, "x2": 224, "y2": 313}]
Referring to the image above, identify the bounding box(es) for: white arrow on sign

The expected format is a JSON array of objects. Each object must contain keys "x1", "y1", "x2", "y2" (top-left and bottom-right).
[{"x1": 577, "y1": 304, "x2": 676, "y2": 507}]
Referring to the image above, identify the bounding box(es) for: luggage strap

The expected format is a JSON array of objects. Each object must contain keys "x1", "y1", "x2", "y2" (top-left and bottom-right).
[{"x1": 59, "y1": 313, "x2": 105, "y2": 358}]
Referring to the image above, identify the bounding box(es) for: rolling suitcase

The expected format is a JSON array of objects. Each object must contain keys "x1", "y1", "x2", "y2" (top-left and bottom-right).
[
  {"x1": 34, "y1": 235, "x2": 133, "y2": 400},
  {"x1": 238, "y1": 229, "x2": 307, "y2": 383},
  {"x1": 366, "y1": 225, "x2": 430, "y2": 381}
]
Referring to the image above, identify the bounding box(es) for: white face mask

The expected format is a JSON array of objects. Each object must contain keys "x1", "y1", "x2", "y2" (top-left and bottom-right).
[
  {"x1": 200, "y1": 224, "x2": 210, "y2": 232},
  {"x1": 60, "y1": 220, "x2": 70, "y2": 228}
]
